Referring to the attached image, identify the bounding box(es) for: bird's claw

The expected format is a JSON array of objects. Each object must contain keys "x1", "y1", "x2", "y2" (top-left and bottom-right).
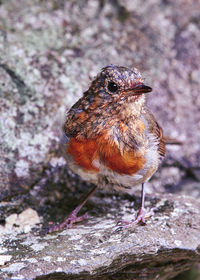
[
  {"x1": 115, "y1": 207, "x2": 156, "y2": 232},
  {"x1": 48, "y1": 212, "x2": 89, "y2": 233}
]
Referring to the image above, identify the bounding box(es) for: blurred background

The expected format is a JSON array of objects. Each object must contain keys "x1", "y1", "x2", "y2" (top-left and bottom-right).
[{"x1": 0, "y1": 0, "x2": 200, "y2": 279}]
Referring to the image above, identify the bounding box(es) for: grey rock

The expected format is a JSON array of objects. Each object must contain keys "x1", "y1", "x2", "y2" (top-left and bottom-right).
[
  {"x1": 0, "y1": 0, "x2": 200, "y2": 279},
  {"x1": 0, "y1": 193, "x2": 200, "y2": 280},
  {"x1": 0, "y1": 0, "x2": 199, "y2": 200}
]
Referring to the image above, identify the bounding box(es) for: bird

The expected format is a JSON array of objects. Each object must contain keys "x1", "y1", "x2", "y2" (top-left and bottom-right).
[{"x1": 49, "y1": 64, "x2": 174, "y2": 233}]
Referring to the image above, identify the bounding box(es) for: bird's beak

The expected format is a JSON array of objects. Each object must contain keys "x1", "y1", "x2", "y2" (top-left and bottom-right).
[{"x1": 125, "y1": 83, "x2": 152, "y2": 96}]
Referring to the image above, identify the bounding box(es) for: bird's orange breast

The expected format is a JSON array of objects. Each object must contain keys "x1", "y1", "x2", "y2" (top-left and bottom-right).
[
  {"x1": 67, "y1": 138, "x2": 99, "y2": 172},
  {"x1": 98, "y1": 134, "x2": 146, "y2": 175},
  {"x1": 67, "y1": 134, "x2": 146, "y2": 175}
]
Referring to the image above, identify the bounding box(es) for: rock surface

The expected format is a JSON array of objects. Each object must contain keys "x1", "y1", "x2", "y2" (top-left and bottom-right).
[
  {"x1": 0, "y1": 193, "x2": 200, "y2": 280},
  {"x1": 0, "y1": 0, "x2": 200, "y2": 200},
  {"x1": 0, "y1": 0, "x2": 200, "y2": 279}
]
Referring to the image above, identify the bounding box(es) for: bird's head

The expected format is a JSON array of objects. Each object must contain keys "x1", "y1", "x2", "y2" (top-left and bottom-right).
[{"x1": 89, "y1": 65, "x2": 152, "y2": 106}]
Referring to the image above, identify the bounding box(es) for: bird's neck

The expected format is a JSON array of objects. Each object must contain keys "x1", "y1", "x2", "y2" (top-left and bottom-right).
[{"x1": 118, "y1": 95, "x2": 146, "y2": 121}]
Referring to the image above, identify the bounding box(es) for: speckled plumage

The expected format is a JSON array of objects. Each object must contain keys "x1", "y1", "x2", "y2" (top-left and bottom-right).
[
  {"x1": 63, "y1": 65, "x2": 165, "y2": 190},
  {"x1": 49, "y1": 65, "x2": 166, "y2": 232}
]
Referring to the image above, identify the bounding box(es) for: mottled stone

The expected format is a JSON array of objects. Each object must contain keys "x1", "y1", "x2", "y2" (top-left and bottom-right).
[
  {"x1": 0, "y1": 0, "x2": 199, "y2": 200},
  {"x1": 0, "y1": 0, "x2": 200, "y2": 279},
  {"x1": 0, "y1": 193, "x2": 200, "y2": 280},
  {"x1": 0, "y1": 208, "x2": 40, "y2": 234}
]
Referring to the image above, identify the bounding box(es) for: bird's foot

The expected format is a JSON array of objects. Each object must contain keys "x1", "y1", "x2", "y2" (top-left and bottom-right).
[
  {"x1": 115, "y1": 207, "x2": 155, "y2": 232},
  {"x1": 48, "y1": 210, "x2": 88, "y2": 233}
]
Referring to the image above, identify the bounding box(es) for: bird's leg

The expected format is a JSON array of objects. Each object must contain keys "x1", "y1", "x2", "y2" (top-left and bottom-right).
[
  {"x1": 48, "y1": 185, "x2": 98, "y2": 233},
  {"x1": 117, "y1": 183, "x2": 154, "y2": 230},
  {"x1": 132, "y1": 182, "x2": 156, "y2": 224}
]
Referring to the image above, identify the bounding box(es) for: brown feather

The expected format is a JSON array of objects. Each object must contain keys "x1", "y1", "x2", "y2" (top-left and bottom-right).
[{"x1": 144, "y1": 107, "x2": 166, "y2": 157}]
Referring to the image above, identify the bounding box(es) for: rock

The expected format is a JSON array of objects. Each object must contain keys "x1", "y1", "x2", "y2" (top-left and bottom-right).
[
  {"x1": 0, "y1": 0, "x2": 199, "y2": 200},
  {"x1": 0, "y1": 208, "x2": 40, "y2": 234},
  {"x1": 0, "y1": 193, "x2": 200, "y2": 280},
  {"x1": 0, "y1": 255, "x2": 12, "y2": 266},
  {"x1": 0, "y1": 0, "x2": 200, "y2": 279}
]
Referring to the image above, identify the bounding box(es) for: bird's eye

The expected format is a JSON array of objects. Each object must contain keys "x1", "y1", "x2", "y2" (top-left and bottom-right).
[{"x1": 107, "y1": 81, "x2": 119, "y2": 93}]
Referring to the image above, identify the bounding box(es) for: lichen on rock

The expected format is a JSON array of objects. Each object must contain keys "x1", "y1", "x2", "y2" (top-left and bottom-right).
[{"x1": 0, "y1": 0, "x2": 200, "y2": 279}]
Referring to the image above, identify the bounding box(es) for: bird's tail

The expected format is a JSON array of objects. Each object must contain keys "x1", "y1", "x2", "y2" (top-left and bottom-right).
[{"x1": 163, "y1": 136, "x2": 182, "y2": 145}]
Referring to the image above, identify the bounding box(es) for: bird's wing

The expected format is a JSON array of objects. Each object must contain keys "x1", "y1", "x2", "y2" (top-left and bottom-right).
[{"x1": 143, "y1": 107, "x2": 166, "y2": 157}]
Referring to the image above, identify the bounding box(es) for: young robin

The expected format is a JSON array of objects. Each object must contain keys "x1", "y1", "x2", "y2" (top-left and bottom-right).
[{"x1": 49, "y1": 64, "x2": 172, "y2": 233}]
